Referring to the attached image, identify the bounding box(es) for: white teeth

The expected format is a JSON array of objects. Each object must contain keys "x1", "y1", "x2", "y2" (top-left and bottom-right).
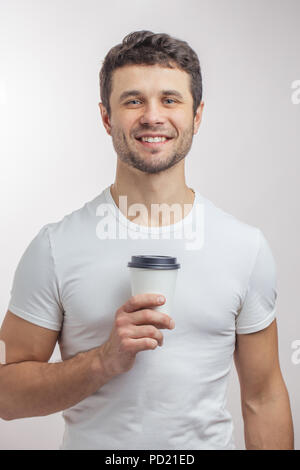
[{"x1": 141, "y1": 136, "x2": 167, "y2": 143}]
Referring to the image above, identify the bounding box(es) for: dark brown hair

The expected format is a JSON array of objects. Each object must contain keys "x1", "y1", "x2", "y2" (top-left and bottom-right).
[{"x1": 99, "y1": 30, "x2": 202, "y2": 119}]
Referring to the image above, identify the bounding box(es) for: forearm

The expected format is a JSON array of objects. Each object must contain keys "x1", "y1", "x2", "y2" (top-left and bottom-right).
[
  {"x1": 242, "y1": 387, "x2": 294, "y2": 450},
  {"x1": 0, "y1": 345, "x2": 113, "y2": 421}
]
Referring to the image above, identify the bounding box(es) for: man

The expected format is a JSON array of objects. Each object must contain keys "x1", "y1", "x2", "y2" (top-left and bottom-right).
[{"x1": 0, "y1": 30, "x2": 294, "y2": 450}]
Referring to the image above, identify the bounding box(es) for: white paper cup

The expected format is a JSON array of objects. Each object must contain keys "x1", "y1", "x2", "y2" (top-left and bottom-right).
[{"x1": 127, "y1": 255, "x2": 180, "y2": 317}]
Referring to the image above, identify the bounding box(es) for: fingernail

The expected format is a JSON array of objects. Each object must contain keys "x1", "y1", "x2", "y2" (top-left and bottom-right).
[
  {"x1": 157, "y1": 296, "x2": 165, "y2": 304},
  {"x1": 169, "y1": 319, "x2": 175, "y2": 329}
]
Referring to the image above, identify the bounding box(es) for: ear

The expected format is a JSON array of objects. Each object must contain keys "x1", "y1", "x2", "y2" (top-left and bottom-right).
[
  {"x1": 98, "y1": 102, "x2": 112, "y2": 136},
  {"x1": 193, "y1": 101, "x2": 204, "y2": 135}
]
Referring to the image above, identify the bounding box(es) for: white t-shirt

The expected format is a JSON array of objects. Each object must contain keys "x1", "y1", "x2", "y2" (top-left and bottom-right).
[{"x1": 7, "y1": 185, "x2": 277, "y2": 450}]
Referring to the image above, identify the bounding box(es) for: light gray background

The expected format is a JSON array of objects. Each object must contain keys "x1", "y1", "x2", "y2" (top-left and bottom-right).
[{"x1": 0, "y1": 0, "x2": 299, "y2": 450}]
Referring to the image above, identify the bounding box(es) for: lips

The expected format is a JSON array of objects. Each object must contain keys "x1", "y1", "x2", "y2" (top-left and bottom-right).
[
  {"x1": 135, "y1": 137, "x2": 173, "y2": 149},
  {"x1": 135, "y1": 134, "x2": 172, "y2": 139}
]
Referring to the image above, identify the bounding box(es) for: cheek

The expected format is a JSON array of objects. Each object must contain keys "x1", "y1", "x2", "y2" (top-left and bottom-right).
[
  {"x1": 170, "y1": 111, "x2": 191, "y2": 131},
  {"x1": 111, "y1": 123, "x2": 129, "y2": 141},
  {"x1": 119, "y1": 110, "x2": 136, "y2": 125}
]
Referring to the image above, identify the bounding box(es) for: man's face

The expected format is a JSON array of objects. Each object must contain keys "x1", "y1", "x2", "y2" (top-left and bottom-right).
[{"x1": 99, "y1": 64, "x2": 203, "y2": 174}]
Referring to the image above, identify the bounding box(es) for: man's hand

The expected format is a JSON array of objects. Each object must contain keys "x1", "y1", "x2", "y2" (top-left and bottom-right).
[{"x1": 99, "y1": 293, "x2": 175, "y2": 378}]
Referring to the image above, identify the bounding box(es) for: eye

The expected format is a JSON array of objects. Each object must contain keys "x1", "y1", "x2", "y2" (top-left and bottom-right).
[
  {"x1": 125, "y1": 98, "x2": 177, "y2": 105},
  {"x1": 125, "y1": 99, "x2": 141, "y2": 105}
]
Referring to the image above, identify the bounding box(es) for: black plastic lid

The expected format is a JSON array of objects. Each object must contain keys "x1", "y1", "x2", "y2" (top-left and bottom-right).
[{"x1": 127, "y1": 255, "x2": 180, "y2": 270}]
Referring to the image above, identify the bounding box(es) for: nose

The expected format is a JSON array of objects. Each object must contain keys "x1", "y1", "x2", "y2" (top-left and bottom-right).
[{"x1": 139, "y1": 101, "x2": 167, "y2": 127}]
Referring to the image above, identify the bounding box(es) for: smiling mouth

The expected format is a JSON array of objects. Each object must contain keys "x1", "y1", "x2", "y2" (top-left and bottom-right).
[{"x1": 135, "y1": 137, "x2": 173, "y2": 148}]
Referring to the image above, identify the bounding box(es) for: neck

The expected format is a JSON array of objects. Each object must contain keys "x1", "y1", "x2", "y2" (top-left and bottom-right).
[{"x1": 110, "y1": 160, "x2": 195, "y2": 227}]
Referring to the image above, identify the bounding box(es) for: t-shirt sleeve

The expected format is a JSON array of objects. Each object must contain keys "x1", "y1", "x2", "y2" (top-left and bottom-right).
[
  {"x1": 7, "y1": 224, "x2": 64, "y2": 331},
  {"x1": 235, "y1": 229, "x2": 277, "y2": 334}
]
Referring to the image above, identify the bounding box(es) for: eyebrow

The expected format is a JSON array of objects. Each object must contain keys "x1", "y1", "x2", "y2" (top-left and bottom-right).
[{"x1": 119, "y1": 89, "x2": 184, "y2": 102}]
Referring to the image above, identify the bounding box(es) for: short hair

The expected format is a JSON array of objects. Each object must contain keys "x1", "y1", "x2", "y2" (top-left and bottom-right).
[{"x1": 99, "y1": 30, "x2": 202, "y2": 119}]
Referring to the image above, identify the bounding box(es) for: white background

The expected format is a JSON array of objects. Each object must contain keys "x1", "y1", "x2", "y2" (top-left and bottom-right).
[{"x1": 0, "y1": 0, "x2": 299, "y2": 449}]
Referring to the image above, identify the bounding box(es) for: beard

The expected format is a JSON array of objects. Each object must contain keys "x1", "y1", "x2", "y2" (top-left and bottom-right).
[{"x1": 110, "y1": 124, "x2": 194, "y2": 174}]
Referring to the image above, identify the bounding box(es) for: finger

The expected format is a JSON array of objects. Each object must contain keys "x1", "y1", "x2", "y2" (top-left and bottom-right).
[
  {"x1": 129, "y1": 309, "x2": 173, "y2": 330},
  {"x1": 125, "y1": 337, "x2": 159, "y2": 353},
  {"x1": 123, "y1": 293, "x2": 165, "y2": 314},
  {"x1": 129, "y1": 325, "x2": 164, "y2": 346}
]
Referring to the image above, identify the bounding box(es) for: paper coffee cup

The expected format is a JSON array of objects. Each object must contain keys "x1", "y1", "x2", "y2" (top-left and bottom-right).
[{"x1": 127, "y1": 255, "x2": 180, "y2": 317}]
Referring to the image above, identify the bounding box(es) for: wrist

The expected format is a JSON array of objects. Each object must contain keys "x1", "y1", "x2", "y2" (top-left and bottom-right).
[{"x1": 94, "y1": 343, "x2": 117, "y2": 383}]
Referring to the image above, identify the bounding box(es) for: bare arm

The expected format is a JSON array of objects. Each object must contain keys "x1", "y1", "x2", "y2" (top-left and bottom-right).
[
  {"x1": 234, "y1": 319, "x2": 294, "y2": 450},
  {"x1": 0, "y1": 293, "x2": 173, "y2": 421},
  {"x1": 0, "y1": 311, "x2": 110, "y2": 420}
]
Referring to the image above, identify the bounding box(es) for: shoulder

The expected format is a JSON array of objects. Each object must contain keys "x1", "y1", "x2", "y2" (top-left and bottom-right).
[
  {"x1": 197, "y1": 191, "x2": 261, "y2": 256},
  {"x1": 39, "y1": 189, "x2": 108, "y2": 256},
  {"x1": 45, "y1": 190, "x2": 106, "y2": 238}
]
